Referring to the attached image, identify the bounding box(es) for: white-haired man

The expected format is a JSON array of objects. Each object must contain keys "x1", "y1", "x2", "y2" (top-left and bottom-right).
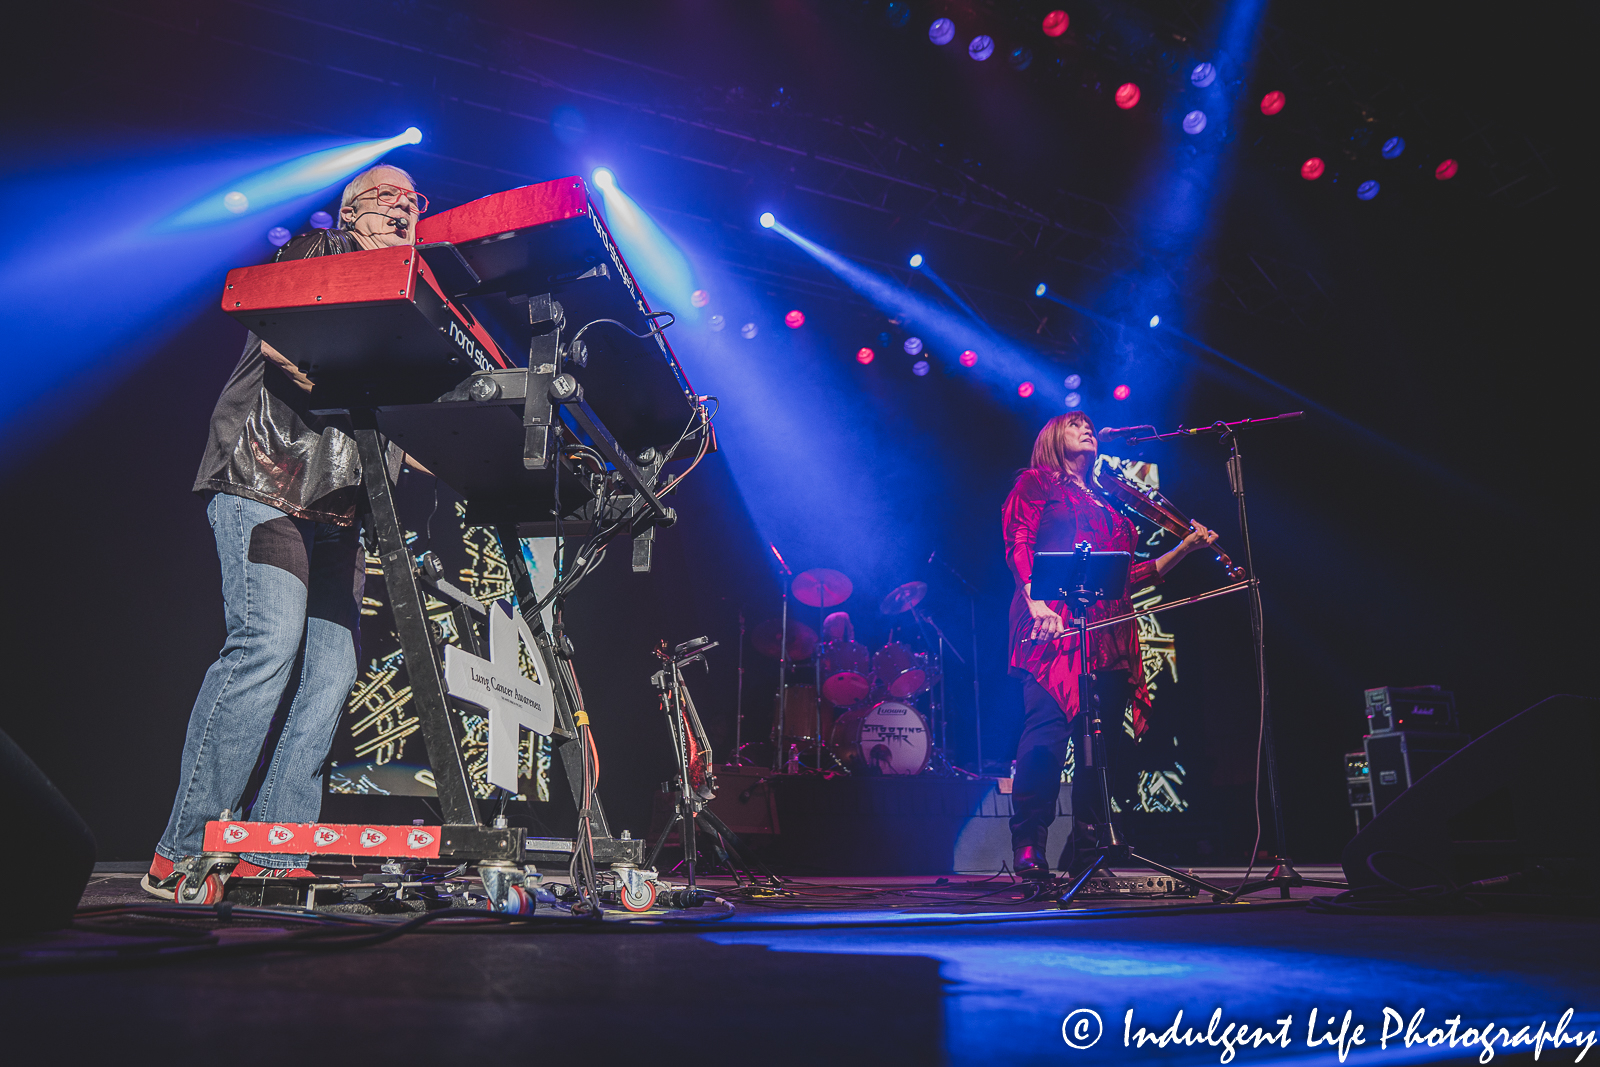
[{"x1": 143, "y1": 165, "x2": 425, "y2": 896}]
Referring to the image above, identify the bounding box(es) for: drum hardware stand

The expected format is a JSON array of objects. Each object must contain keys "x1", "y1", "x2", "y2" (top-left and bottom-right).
[
  {"x1": 930, "y1": 551, "x2": 984, "y2": 773},
  {"x1": 799, "y1": 567, "x2": 854, "y2": 770},
  {"x1": 731, "y1": 606, "x2": 754, "y2": 767},
  {"x1": 813, "y1": 594, "x2": 828, "y2": 771},
  {"x1": 768, "y1": 543, "x2": 794, "y2": 772},
  {"x1": 1034, "y1": 544, "x2": 1233, "y2": 909},
  {"x1": 909, "y1": 604, "x2": 963, "y2": 757},
  {"x1": 646, "y1": 638, "x2": 780, "y2": 887},
  {"x1": 1122, "y1": 412, "x2": 1344, "y2": 901}
]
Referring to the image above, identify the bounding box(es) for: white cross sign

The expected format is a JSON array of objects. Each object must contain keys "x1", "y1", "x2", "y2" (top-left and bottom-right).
[{"x1": 442, "y1": 599, "x2": 555, "y2": 792}]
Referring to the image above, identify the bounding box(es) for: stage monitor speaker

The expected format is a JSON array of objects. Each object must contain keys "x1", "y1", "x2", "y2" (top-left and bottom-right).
[
  {"x1": 1341, "y1": 695, "x2": 1597, "y2": 893},
  {"x1": 0, "y1": 727, "x2": 96, "y2": 932}
]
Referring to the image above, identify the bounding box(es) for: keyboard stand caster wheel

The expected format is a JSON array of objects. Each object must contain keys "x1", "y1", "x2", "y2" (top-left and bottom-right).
[
  {"x1": 614, "y1": 864, "x2": 659, "y2": 912},
  {"x1": 173, "y1": 853, "x2": 235, "y2": 904}
]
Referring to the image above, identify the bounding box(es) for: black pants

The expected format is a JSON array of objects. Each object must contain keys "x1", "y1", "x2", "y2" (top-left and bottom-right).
[{"x1": 1010, "y1": 672, "x2": 1136, "y2": 865}]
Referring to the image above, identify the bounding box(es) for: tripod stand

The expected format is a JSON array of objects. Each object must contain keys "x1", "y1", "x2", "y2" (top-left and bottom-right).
[
  {"x1": 1033, "y1": 544, "x2": 1232, "y2": 908},
  {"x1": 646, "y1": 637, "x2": 779, "y2": 888}
]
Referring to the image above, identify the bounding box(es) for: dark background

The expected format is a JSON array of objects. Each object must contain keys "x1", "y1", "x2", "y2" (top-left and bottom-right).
[{"x1": 0, "y1": 0, "x2": 1585, "y2": 865}]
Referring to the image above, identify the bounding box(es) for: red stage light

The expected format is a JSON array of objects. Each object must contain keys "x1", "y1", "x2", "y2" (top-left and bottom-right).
[
  {"x1": 856, "y1": 347, "x2": 875, "y2": 365},
  {"x1": 1435, "y1": 159, "x2": 1459, "y2": 181},
  {"x1": 1260, "y1": 91, "x2": 1286, "y2": 115},
  {"x1": 690, "y1": 289, "x2": 709, "y2": 308},
  {"x1": 1300, "y1": 157, "x2": 1325, "y2": 180},
  {"x1": 1115, "y1": 83, "x2": 1140, "y2": 110},
  {"x1": 1018, "y1": 381, "x2": 1035, "y2": 398},
  {"x1": 1042, "y1": 10, "x2": 1069, "y2": 36},
  {"x1": 1112, "y1": 384, "x2": 1131, "y2": 400},
  {"x1": 959, "y1": 350, "x2": 977, "y2": 367},
  {"x1": 785, "y1": 309, "x2": 805, "y2": 329}
]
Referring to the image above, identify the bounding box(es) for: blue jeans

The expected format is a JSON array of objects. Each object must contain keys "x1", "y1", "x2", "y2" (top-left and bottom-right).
[{"x1": 157, "y1": 493, "x2": 364, "y2": 868}]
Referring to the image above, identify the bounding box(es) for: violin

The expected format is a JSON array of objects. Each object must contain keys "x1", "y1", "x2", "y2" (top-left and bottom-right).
[{"x1": 1093, "y1": 462, "x2": 1247, "y2": 580}]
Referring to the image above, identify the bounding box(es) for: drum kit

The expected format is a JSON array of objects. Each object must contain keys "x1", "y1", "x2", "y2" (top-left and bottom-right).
[{"x1": 743, "y1": 565, "x2": 955, "y2": 777}]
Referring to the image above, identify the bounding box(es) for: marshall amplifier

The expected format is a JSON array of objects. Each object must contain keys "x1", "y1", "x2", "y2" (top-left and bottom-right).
[
  {"x1": 1364, "y1": 731, "x2": 1469, "y2": 813},
  {"x1": 1364, "y1": 685, "x2": 1457, "y2": 734}
]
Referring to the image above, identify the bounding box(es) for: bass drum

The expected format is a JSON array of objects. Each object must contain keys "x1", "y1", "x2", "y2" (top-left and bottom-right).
[
  {"x1": 819, "y1": 640, "x2": 873, "y2": 706},
  {"x1": 829, "y1": 701, "x2": 931, "y2": 776},
  {"x1": 873, "y1": 642, "x2": 930, "y2": 700}
]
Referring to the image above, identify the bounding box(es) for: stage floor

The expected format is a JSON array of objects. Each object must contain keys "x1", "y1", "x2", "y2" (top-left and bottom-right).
[{"x1": 1, "y1": 866, "x2": 1593, "y2": 1065}]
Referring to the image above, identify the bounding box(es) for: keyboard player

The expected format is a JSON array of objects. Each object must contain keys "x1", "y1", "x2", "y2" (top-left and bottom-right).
[{"x1": 143, "y1": 164, "x2": 425, "y2": 896}]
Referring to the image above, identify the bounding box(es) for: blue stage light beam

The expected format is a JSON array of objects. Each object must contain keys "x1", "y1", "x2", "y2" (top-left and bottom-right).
[
  {"x1": 0, "y1": 133, "x2": 422, "y2": 463},
  {"x1": 1037, "y1": 288, "x2": 1139, "y2": 333},
  {"x1": 591, "y1": 171, "x2": 698, "y2": 314},
  {"x1": 660, "y1": 258, "x2": 949, "y2": 589},
  {"x1": 1053, "y1": 0, "x2": 1270, "y2": 424},
  {"x1": 163, "y1": 127, "x2": 423, "y2": 230},
  {"x1": 914, "y1": 259, "x2": 986, "y2": 325},
  {"x1": 766, "y1": 220, "x2": 1047, "y2": 394}
]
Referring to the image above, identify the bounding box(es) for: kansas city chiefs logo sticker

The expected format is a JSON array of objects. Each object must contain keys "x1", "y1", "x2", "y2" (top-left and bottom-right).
[
  {"x1": 267, "y1": 825, "x2": 295, "y2": 846},
  {"x1": 222, "y1": 824, "x2": 249, "y2": 845},
  {"x1": 312, "y1": 826, "x2": 341, "y2": 847},
  {"x1": 407, "y1": 829, "x2": 435, "y2": 850},
  {"x1": 360, "y1": 828, "x2": 388, "y2": 849}
]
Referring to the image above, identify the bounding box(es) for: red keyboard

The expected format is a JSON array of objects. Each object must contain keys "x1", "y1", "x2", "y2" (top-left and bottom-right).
[
  {"x1": 219, "y1": 175, "x2": 696, "y2": 462},
  {"x1": 222, "y1": 243, "x2": 512, "y2": 407}
]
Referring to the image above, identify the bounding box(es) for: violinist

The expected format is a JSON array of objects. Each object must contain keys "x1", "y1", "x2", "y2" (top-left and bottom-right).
[{"x1": 1003, "y1": 412, "x2": 1220, "y2": 880}]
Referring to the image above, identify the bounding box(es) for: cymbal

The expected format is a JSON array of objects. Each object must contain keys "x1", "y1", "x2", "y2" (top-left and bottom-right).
[
  {"x1": 793, "y1": 568, "x2": 853, "y2": 608},
  {"x1": 880, "y1": 580, "x2": 928, "y2": 616},
  {"x1": 751, "y1": 617, "x2": 818, "y2": 661}
]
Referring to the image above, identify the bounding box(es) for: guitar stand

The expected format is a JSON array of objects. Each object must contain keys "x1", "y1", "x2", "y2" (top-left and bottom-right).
[
  {"x1": 646, "y1": 642, "x2": 781, "y2": 888},
  {"x1": 647, "y1": 804, "x2": 775, "y2": 889}
]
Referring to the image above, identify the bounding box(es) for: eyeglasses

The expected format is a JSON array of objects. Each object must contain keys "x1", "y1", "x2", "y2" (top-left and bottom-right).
[{"x1": 355, "y1": 183, "x2": 429, "y2": 214}]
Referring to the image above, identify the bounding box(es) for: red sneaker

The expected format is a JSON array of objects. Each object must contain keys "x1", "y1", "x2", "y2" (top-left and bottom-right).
[
  {"x1": 232, "y1": 860, "x2": 317, "y2": 879},
  {"x1": 140, "y1": 853, "x2": 179, "y2": 900}
]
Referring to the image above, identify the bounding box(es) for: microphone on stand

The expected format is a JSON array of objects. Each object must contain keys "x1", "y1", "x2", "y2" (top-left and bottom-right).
[{"x1": 1095, "y1": 425, "x2": 1156, "y2": 441}]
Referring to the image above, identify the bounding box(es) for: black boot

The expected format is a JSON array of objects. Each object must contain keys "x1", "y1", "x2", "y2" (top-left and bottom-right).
[{"x1": 1014, "y1": 845, "x2": 1050, "y2": 880}]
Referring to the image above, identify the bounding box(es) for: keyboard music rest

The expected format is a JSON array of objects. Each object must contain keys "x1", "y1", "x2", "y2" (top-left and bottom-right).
[
  {"x1": 222, "y1": 243, "x2": 512, "y2": 409},
  {"x1": 415, "y1": 177, "x2": 700, "y2": 463}
]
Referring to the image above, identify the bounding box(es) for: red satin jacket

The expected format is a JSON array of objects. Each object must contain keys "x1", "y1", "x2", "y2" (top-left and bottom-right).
[{"x1": 1002, "y1": 468, "x2": 1162, "y2": 733}]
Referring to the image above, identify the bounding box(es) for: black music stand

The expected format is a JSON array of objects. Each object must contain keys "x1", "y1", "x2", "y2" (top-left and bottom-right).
[{"x1": 1031, "y1": 544, "x2": 1231, "y2": 908}]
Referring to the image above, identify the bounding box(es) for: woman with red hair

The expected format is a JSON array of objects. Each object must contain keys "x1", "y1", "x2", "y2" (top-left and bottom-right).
[{"x1": 1003, "y1": 412, "x2": 1219, "y2": 880}]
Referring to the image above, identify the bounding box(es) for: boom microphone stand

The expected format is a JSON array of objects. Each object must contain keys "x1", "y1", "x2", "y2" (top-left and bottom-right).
[{"x1": 1124, "y1": 412, "x2": 1344, "y2": 900}]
